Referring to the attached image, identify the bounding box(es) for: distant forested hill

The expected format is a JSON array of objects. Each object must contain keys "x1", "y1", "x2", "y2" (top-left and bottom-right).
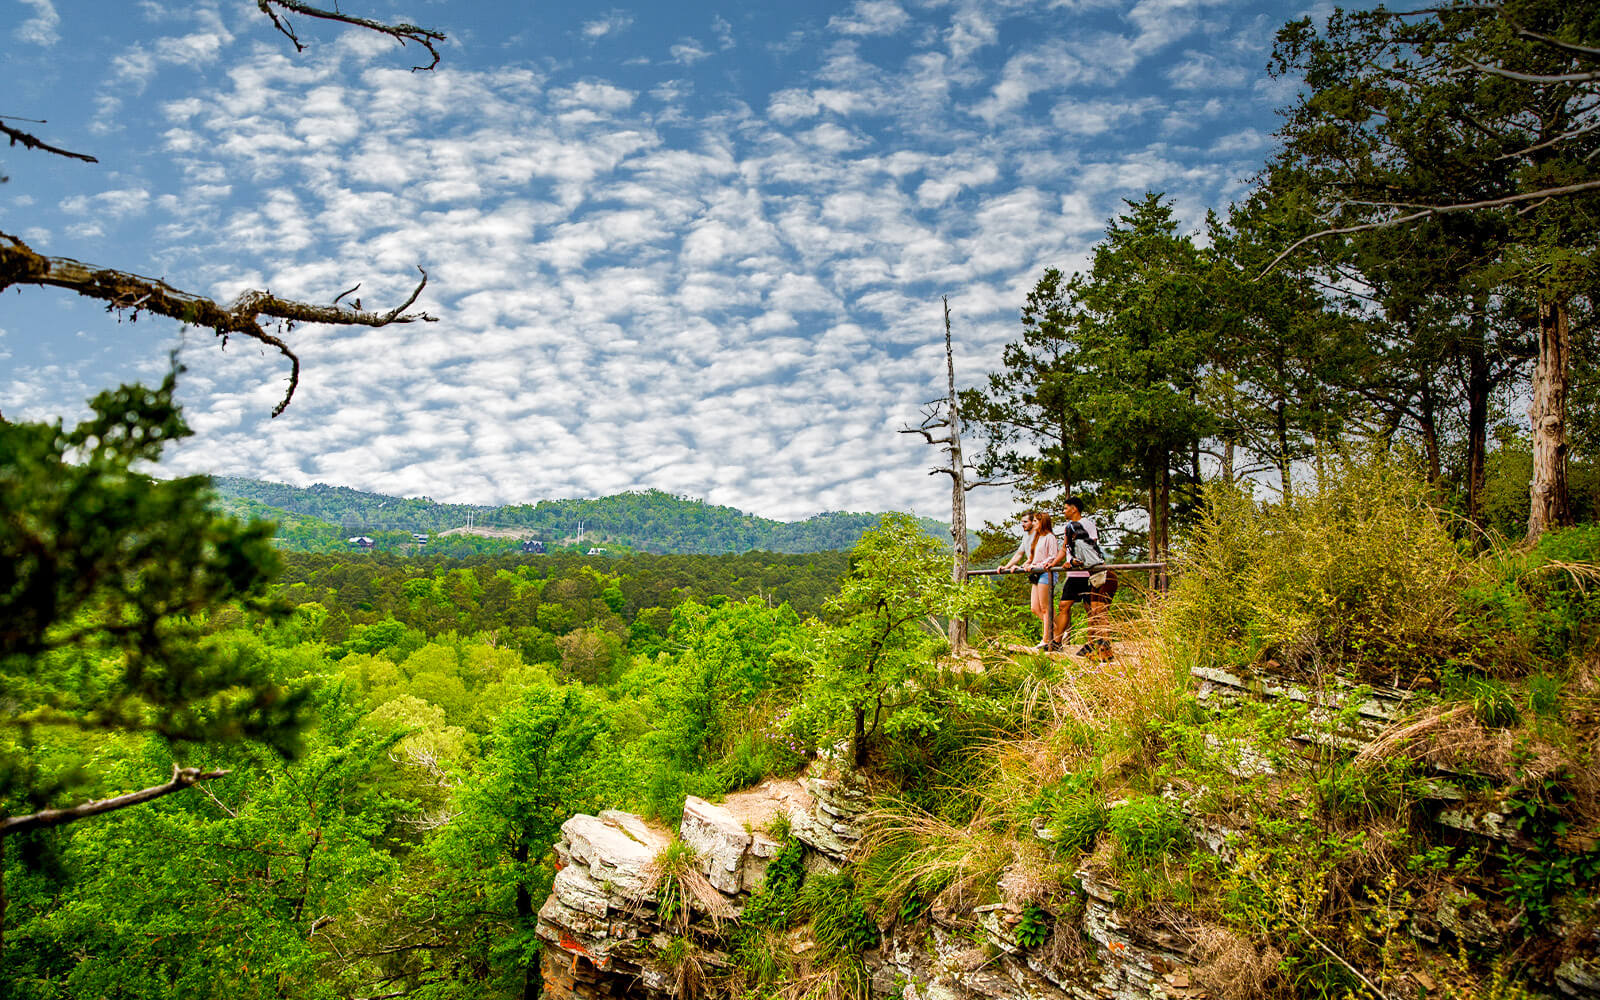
[{"x1": 212, "y1": 478, "x2": 957, "y2": 554}]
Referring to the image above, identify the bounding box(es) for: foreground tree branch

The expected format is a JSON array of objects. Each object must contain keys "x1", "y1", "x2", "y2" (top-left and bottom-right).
[
  {"x1": 1, "y1": 118, "x2": 98, "y2": 164},
  {"x1": 1258, "y1": 179, "x2": 1600, "y2": 276},
  {"x1": 0, "y1": 765, "x2": 230, "y2": 838},
  {"x1": 257, "y1": 0, "x2": 447, "y2": 70},
  {"x1": 0, "y1": 232, "x2": 437, "y2": 416}
]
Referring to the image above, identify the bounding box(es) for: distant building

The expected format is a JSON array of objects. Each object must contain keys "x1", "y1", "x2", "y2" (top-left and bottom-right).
[
  {"x1": 347, "y1": 536, "x2": 375, "y2": 549},
  {"x1": 412, "y1": 533, "x2": 429, "y2": 544},
  {"x1": 586, "y1": 546, "x2": 607, "y2": 556},
  {"x1": 521, "y1": 539, "x2": 546, "y2": 554}
]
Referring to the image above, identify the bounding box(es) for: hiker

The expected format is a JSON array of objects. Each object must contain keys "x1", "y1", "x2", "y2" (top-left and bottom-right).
[
  {"x1": 1055, "y1": 496, "x2": 1118, "y2": 659},
  {"x1": 1022, "y1": 510, "x2": 1061, "y2": 649},
  {"x1": 998, "y1": 510, "x2": 1037, "y2": 575}
]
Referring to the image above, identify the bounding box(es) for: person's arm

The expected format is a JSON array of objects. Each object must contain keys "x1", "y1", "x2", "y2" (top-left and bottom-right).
[{"x1": 1000, "y1": 538, "x2": 1024, "y2": 570}]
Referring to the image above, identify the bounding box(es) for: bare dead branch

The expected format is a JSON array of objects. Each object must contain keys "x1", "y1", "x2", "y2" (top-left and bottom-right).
[
  {"x1": 1460, "y1": 57, "x2": 1600, "y2": 84},
  {"x1": 1, "y1": 119, "x2": 98, "y2": 164},
  {"x1": 257, "y1": 0, "x2": 446, "y2": 71},
  {"x1": 1511, "y1": 25, "x2": 1600, "y2": 59},
  {"x1": 1496, "y1": 120, "x2": 1600, "y2": 161},
  {"x1": 0, "y1": 765, "x2": 230, "y2": 837},
  {"x1": 194, "y1": 781, "x2": 238, "y2": 819},
  {"x1": 0, "y1": 231, "x2": 437, "y2": 416},
  {"x1": 1259, "y1": 178, "x2": 1600, "y2": 276}
]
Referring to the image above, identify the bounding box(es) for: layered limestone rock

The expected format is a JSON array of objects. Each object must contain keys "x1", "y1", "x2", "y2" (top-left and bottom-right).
[
  {"x1": 539, "y1": 783, "x2": 822, "y2": 999},
  {"x1": 536, "y1": 678, "x2": 1600, "y2": 1000},
  {"x1": 536, "y1": 763, "x2": 1216, "y2": 1000}
]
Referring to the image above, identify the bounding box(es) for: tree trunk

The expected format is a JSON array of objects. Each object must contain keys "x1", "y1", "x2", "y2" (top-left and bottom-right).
[
  {"x1": 515, "y1": 840, "x2": 539, "y2": 1000},
  {"x1": 1465, "y1": 304, "x2": 1490, "y2": 528},
  {"x1": 852, "y1": 705, "x2": 868, "y2": 768},
  {"x1": 1418, "y1": 380, "x2": 1441, "y2": 486},
  {"x1": 1158, "y1": 461, "x2": 1171, "y2": 562},
  {"x1": 1529, "y1": 297, "x2": 1572, "y2": 539},
  {"x1": 1275, "y1": 398, "x2": 1293, "y2": 499},
  {"x1": 942, "y1": 299, "x2": 969, "y2": 651}
]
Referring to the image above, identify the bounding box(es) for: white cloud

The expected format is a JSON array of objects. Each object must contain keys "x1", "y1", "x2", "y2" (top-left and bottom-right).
[
  {"x1": 1210, "y1": 128, "x2": 1270, "y2": 154},
  {"x1": 583, "y1": 12, "x2": 634, "y2": 39},
  {"x1": 1167, "y1": 51, "x2": 1253, "y2": 89},
  {"x1": 60, "y1": 188, "x2": 152, "y2": 219},
  {"x1": 549, "y1": 80, "x2": 637, "y2": 112},
  {"x1": 945, "y1": 7, "x2": 997, "y2": 61},
  {"x1": 971, "y1": 40, "x2": 1084, "y2": 122},
  {"x1": 670, "y1": 40, "x2": 711, "y2": 65},
  {"x1": 829, "y1": 1, "x2": 912, "y2": 37},
  {"x1": 14, "y1": 0, "x2": 58, "y2": 46}
]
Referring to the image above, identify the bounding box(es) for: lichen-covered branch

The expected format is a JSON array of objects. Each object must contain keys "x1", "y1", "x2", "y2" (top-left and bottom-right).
[
  {"x1": 1258, "y1": 178, "x2": 1600, "y2": 276},
  {"x1": 0, "y1": 231, "x2": 437, "y2": 416}
]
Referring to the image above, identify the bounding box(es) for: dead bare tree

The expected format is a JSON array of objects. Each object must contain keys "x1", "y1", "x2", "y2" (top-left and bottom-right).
[{"x1": 901, "y1": 298, "x2": 1013, "y2": 651}]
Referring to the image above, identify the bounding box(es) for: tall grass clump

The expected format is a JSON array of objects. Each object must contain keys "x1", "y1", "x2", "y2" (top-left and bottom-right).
[{"x1": 1165, "y1": 461, "x2": 1481, "y2": 681}]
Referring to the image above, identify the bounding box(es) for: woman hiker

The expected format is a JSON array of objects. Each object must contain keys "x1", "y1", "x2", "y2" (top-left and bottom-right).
[{"x1": 1022, "y1": 510, "x2": 1061, "y2": 650}]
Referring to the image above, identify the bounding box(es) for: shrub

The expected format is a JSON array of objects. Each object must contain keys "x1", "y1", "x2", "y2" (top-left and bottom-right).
[
  {"x1": 741, "y1": 837, "x2": 805, "y2": 930},
  {"x1": 1107, "y1": 796, "x2": 1186, "y2": 859},
  {"x1": 1015, "y1": 903, "x2": 1052, "y2": 947},
  {"x1": 1034, "y1": 774, "x2": 1107, "y2": 856},
  {"x1": 1168, "y1": 461, "x2": 1482, "y2": 680},
  {"x1": 798, "y1": 872, "x2": 879, "y2": 956}
]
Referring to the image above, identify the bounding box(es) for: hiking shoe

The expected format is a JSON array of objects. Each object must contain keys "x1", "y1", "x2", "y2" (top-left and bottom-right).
[{"x1": 1075, "y1": 643, "x2": 1094, "y2": 657}]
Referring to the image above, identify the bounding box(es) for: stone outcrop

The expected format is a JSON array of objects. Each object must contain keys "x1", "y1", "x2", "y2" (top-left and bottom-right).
[
  {"x1": 536, "y1": 670, "x2": 1600, "y2": 1000},
  {"x1": 540, "y1": 786, "x2": 822, "y2": 999},
  {"x1": 536, "y1": 765, "x2": 1216, "y2": 1000}
]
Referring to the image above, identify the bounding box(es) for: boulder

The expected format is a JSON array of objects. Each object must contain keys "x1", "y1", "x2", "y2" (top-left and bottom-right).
[{"x1": 680, "y1": 795, "x2": 753, "y2": 895}]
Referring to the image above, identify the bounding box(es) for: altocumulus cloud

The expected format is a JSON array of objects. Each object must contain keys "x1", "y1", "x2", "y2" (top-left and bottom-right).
[{"x1": 7, "y1": 0, "x2": 1309, "y2": 527}]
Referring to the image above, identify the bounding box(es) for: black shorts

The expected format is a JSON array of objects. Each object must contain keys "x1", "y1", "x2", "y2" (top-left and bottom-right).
[{"x1": 1060, "y1": 575, "x2": 1091, "y2": 602}]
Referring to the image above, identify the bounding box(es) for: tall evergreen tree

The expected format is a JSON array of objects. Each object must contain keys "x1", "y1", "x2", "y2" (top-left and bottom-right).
[
  {"x1": 1071, "y1": 194, "x2": 1215, "y2": 562},
  {"x1": 1268, "y1": 0, "x2": 1600, "y2": 537}
]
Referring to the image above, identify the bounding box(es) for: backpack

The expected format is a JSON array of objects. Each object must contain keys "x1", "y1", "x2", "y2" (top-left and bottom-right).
[{"x1": 1066, "y1": 522, "x2": 1106, "y2": 570}]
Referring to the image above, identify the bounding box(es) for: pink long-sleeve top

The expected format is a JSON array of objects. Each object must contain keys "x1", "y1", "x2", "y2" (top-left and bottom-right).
[{"x1": 1025, "y1": 531, "x2": 1059, "y2": 570}]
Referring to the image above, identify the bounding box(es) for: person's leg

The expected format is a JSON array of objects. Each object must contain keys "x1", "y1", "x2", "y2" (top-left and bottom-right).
[
  {"x1": 1036, "y1": 576, "x2": 1049, "y2": 640},
  {"x1": 1087, "y1": 571, "x2": 1119, "y2": 654},
  {"x1": 1032, "y1": 581, "x2": 1056, "y2": 646}
]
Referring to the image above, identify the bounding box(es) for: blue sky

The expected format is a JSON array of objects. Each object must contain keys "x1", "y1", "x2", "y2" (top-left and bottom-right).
[{"x1": 3, "y1": 0, "x2": 1315, "y2": 526}]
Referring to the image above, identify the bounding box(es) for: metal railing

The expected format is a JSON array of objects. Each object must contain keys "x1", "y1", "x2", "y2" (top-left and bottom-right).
[{"x1": 967, "y1": 562, "x2": 1168, "y2": 647}]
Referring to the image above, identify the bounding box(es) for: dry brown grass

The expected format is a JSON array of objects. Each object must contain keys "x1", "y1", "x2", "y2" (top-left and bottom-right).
[
  {"x1": 856, "y1": 804, "x2": 1018, "y2": 918},
  {"x1": 1351, "y1": 703, "x2": 1474, "y2": 771},
  {"x1": 1190, "y1": 924, "x2": 1284, "y2": 1000},
  {"x1": 997, "y1": 841, "x2": 1055, "y2": 907},
  {"x1": 640, "y1": 839, "x2": 737, "y2": 932},
  {"x1": 771, "y1": 957, "x2": 872, "y2": 1000}
]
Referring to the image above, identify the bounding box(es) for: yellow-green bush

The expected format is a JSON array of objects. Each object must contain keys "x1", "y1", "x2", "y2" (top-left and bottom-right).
[{"x1": 1167, "y1": 461, "x2": 1479, "y2": 679}]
